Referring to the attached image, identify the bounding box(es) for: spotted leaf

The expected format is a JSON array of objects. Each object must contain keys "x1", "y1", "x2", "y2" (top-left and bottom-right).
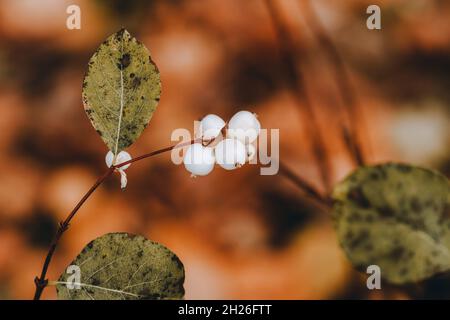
[
  {"x1": 82, "y1": 29, "x2": 161, "y2": 155},
  {"x1": 332, "y1": 163, "x2": 450, "y2": 284},
  {"x1": 56, "y1": 233, "x2": 184, "y2": 300}
]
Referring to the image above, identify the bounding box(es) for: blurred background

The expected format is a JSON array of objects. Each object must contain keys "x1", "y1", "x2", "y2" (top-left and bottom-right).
[{"x1": 0, "y1": 0, "x2": 449, "y2": 299}]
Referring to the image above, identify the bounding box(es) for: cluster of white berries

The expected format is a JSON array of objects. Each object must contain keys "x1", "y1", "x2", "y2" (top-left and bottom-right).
[
  {"x1": 183, "y1": 110, "x2": 261, "y2": 177},
  {"x1": 105, "y1": 150, "x2": 132, "y2": 189}
]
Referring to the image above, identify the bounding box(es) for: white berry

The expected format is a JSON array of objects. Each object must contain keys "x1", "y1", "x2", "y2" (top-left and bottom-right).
[
  {"x1": 246, "y1": 143, "x2": 256, "y2": 162},
  {"x1": 105, "y1": 151, "x2": 132, "y2": 170},
  {"x1": 197, "y1": 114, "x2": 226, "y2": 141},
  {"x1": 183, "y1": 143, "x2": 215, "y2": 176},
  {"x1": 227, "y1": 111, "x2": 261, "y2": 144},
  {"x1": 215, "y1": 138, "x2": 246, "y2": 170}
]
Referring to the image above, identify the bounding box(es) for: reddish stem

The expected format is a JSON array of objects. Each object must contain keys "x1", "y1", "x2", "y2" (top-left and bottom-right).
[{"x1": 33, "y1": 167, "x2": 114, "y2": 300}]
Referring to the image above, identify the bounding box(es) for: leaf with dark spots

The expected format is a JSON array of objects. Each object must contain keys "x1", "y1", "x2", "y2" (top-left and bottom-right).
[
  {"x1": 56, "y1": 233, "x2": 184, "y2": 300},
  {"x1": 82, "y1": 29, "x2": 161, "y2": 155},
  {"x1": 332, "y1": 163, "x2": 450, "y2": 284}
]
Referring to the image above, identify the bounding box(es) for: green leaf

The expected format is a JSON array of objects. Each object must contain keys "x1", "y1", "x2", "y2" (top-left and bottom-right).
[
  {"x1": 56, "y1": 233, "x2": 184, "y2": 300},
  {"x1": 332, "y1": 163, "x2": 450, "y2": 284},
  {"x1": 82, "y1": 29, "x2": 161, "y2": 155}
]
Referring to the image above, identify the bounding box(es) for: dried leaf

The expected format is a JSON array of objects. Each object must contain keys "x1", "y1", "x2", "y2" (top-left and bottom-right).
[
  {"x1": 82, "y1": 29, "x2": 161, "y2": 155},
  {"x1": 332, "y1": 163, "x2": 450, "y2": 284},
  {"x1": 56, "y1": 233, "x2": 184, "y2": 300}
]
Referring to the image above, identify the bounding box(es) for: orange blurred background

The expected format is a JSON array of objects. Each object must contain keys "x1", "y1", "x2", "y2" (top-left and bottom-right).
[{"x1": 0, "y1": 0, "x2": 449, "y2": 299}]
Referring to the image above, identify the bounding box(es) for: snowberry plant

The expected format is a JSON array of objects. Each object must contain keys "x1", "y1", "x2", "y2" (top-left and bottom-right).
[
  {"x1": 33, "y1": 29, "x2": 265, "y2": 301},
  {"x1": 33, "y1": 28, "x2": 450, "y2": 300}
]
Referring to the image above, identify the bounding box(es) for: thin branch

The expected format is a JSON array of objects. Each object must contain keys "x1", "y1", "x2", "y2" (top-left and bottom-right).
[
  {"x1": 113, "y1": 139, "x2": 198, "y2": 169},
  {"x1": 33, "y1": 139, "x2": 197, "y2": 300},
  {"x1": 33, "y1": 166, "x2": 114, "y2": 300},
  {"x1": 300, "y1": 0, "x2": 366, "y2": 166},
  {"x1": 278, "y1": 162, "x2": 332, "y2": 209},
  {"x1": 264, "y1": 0, "x2": 332, "y2": 192}
]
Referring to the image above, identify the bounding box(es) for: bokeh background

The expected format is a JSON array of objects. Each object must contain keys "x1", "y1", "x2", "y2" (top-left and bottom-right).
[{"x1": 0, "y1": 0, "x2": 449, "y2": 299}]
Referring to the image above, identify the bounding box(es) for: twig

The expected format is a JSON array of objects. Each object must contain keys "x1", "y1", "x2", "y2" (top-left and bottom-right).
[
  {"x1": 264, "y1": 0, "x2": 332, "y2": 192},
  {"x1": 33, "y1": 139, "x2": 197, "y2": 300},
  {"x1": 33, "y1": 167, "x2": 114, "y2": 300},
  {"x1": 299, "y1": 0, "x2": 366, "y2": 166},
  {"x1": 278, "y1": 162, "x2": 332, "y2": 209},
  {"x1": 114, "y1": 139, "x2": 198, "y2": 169}
]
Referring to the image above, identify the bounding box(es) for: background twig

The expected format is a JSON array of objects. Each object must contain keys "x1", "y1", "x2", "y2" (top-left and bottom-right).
[
  {"x1": 300, "y1": 0, "x2": 367, "y2": 166},
  {"x1": 264, "y1": 0, "x2": 332, "y2": 192},
  {"x1": 278, "y1": 162, "x2": 332, "y2": 209}
]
